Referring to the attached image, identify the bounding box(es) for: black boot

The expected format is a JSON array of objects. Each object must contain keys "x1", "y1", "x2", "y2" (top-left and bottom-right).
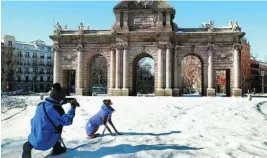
[
  {"x1": 51, "y1": 142, "x2": 66, "y2": 156},
  {"x1": 22, "y1": 142, "x2": 33, "y2": 158}
]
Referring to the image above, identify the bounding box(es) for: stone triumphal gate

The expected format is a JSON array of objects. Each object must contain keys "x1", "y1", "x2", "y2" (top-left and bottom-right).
[{"x1": 50, "y1": 1, "x2": 245, "y2": 96}]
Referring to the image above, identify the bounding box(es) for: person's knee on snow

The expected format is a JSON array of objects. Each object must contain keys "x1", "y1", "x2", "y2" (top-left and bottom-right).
[
  {"x1": 22, "y1": 142, "x2": 33, "y2": 158},
  {"x1": 22, "y1": 83, "x2": 79, "y2": 157}
]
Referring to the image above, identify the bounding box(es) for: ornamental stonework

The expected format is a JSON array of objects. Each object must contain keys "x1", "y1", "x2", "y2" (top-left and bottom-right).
[
  {"x1": 215, "y1": 52, "x2": 233, "y2": 61},
  {"x1": 63, "y1": 54, "x2": 77, "y2": 62}
]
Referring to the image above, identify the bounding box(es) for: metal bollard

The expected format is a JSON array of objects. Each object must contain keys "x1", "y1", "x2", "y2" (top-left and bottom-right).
[
  {"x1": 40, "y1": 94, "x2": 44, "y2": 100},
  {"x1": 248, "y1": 94, "x2": 252, "y2": 101}
]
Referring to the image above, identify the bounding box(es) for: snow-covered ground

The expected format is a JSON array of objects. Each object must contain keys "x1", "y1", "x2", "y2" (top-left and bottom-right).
[{"x1": 1, "y1": 96, "x2": 267, "y2": 158}]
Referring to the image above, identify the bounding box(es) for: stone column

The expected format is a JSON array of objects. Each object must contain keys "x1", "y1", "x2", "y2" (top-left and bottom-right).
[
  {"x1": 165, "y1": 44, "x2": 173, "y2": 96},
  {"x1": 53, "y1": 45, "x2": 60, "y2": 84},
  {"x1": 115, "y1": 47, "x2": 121, "y2": 89},
  {"x1": 122, "y1": 45, "x2": 129, "y2": 96},
  {"x1": 123, "y1": 46, "x2": 128, "y2": 89},
  {"x1": 207, "y1": 43, "x2": 215, "y2": 96},
  {"x1": 109, "y1": 47, "x2": 116, "y2": 89},
  {"x1": 166, "y1": 45, "x2": 172, "y2": 89},
  {"x1": 156, "y1": 44, "x2": 165, "y2": 95},
  {"x1": 75, "y1": 44, "x2": 84, "y2": 95},
  {"x1": 233, "y1": 43, "x2": 242, "y2": 96},
  {"x1": 173, "y1": 45, "x2": 180, "y2": 96}
]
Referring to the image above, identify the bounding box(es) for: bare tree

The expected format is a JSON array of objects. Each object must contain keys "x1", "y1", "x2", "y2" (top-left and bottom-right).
[
  {"x1": 91, "y1": 56, "x2": 107, "y2": 85},
  {"x1": 1, "y1": 48, "x2": 18, "y2": 91},
  {"x1": 181, "y1": 55, "x2": 202, "y2": 94}
]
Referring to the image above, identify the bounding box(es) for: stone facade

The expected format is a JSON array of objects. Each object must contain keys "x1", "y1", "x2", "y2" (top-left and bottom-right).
[{"x1": 50, "y1": 1, "x2": 245, "y2": 96}]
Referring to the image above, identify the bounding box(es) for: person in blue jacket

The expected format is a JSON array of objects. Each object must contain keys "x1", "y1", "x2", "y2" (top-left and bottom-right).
[
  {"x1": 22, "y1": 83, "x2": 79, "y2": 158},
  {"x1": 86, "y1": 99, "x2": 122, "y2": 138}
]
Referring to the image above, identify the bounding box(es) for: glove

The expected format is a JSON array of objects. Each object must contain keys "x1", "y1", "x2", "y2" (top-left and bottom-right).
[{"x1": 70, "y1": 99, "x2": 80, "y2": 109}]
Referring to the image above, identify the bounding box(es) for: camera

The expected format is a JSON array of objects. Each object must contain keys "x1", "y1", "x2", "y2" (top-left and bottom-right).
[{"x1": 61, "y1": 97, "x2": 80, "y2": 107}]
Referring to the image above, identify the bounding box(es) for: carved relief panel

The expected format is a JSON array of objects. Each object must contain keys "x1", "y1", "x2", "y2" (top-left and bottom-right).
[{"x1": 128, "y1": 12, "x2": 158, "y2": 31}]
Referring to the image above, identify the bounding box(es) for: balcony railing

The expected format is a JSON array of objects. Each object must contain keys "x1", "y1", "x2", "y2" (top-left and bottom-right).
[
  {"x1": 32, "y1": 56, "x2": 38, "y2": 58},
  {"x1": 47, "y1": 56, "x2": 52, "y2": 59},
  {"x1": 40, "y1": 56, "x2": 44, "y2": 58}
]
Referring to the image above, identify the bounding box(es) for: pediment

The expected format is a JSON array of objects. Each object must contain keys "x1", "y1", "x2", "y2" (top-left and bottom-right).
[{"x1": 114, "y1": 0, "x2": 173, "y2": 10}]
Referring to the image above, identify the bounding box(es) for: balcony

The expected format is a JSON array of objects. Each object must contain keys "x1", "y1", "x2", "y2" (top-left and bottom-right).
[
  {"x1": 40, "y1": 56, "x2": 44, "y2": 59},
  {"x1": 47, "y1": 56, "x2": 52, "y2": 59},
  {"x1": 25, "y1": 55, "x2": 30, "y2": 58},
  {"x1": 32, "y1": 56, "x2": 38, "y2": 58}
]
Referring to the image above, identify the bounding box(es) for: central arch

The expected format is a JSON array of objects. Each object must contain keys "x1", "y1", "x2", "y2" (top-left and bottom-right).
[
  {"x1": 132, "y1": 53, "x2": 154, "y2": 96},
  {"x1": 180, "y1": 54, "x2": 204, "y2": 96}
]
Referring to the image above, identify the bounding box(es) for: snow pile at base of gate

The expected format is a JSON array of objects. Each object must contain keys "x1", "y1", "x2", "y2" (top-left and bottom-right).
[{"x1": 1, "y1": 96, "x2": 267, "y2": 158}]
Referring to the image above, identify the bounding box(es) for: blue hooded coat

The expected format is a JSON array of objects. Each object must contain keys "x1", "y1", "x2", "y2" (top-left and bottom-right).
[
  {"x1": 89, "y1": 104, "x2": 114, "y2": 126},
  {"x1": 28, "y1": 97, "x2": 75, "y2": 150}
]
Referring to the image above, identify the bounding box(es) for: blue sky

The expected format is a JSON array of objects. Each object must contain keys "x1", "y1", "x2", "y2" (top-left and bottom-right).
[{"x1": 2, "y1": 1, "x2": 267, "y2": 61}]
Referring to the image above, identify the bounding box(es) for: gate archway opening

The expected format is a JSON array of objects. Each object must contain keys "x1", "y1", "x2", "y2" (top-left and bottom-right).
[
  {"x1": 181, "y1": 54, "x2": 204, "y2": 96},
  {"x1": 89, "y1": 55, "x2": 108, "y2": 96},
  {"x1": 62, "y1": 70, "x2": 76, "y2": 95},
  {"x1": 132, "y1": 54, "x2": 154, "y2": 96}
]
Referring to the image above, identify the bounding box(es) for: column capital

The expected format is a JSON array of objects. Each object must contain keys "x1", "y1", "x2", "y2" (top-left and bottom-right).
[
  {"x1": 115, "y1": 44, "x2": 125, "y2": 50},
  {"x1": 75, "y1": 44, "x2": 83, "y2": 52},
  {"x1": 175, "y1": 45, "x2": 180, "y2": 50},
  {"x1": 166, "y1": 44, "x2": 174, "y2": 49},
  {"x1": 53, "y1": 45, "x2": 60, "y2": 52},
  {"x1": 206, "y1": 42, "x2": 215, "y2": 51},
  {"x1": 122, "y1": 44, "x2": 130, "y2": 50},
  {"x1": 157, "y1": 44, "x2": 165, "y2": 49},
  {"x1": 233, "y1": 43, "x2": 242, "y2": 50},
  {"x1": 109, "y1": 45, "x2": 116, "y2": 51}
]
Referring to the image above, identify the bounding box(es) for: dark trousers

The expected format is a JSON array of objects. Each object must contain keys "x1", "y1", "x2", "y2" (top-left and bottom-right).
[{"x1": 22, "y1": 127, "x2": 64, "y2": 158}]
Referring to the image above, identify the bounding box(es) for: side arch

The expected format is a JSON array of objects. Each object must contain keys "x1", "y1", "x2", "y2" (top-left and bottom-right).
[{"x1": 179, "y1": 53, "x2": 205, "y2": 96}]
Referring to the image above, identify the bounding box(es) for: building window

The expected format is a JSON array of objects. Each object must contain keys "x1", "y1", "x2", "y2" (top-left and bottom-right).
[
  {"x1": 48, "y1": 76, "x2": 50, "y2": 81},
  {"x1": 47, "y1": 54, "x2": 52, "y2": 59},
  {"x1": 33, "y1": 53, "x2": 37, "y2": 58},
  {"x1": 40, "y1": 76, "x2": 43, "y2": 82},
  {"x1": 8, "y1": 41, "x2": 12, "y2": 46},
  {"x1": 40, "y1": 53, "x2": 44, "y2": 58},
  {"x1": 25, "y1": 52, "x2": 30, "y2": 57},
  {"x1": 18, "y1": 51, "x2": 22, "y2": 57},
  {"x1": 26, "y1": 76, "x2": 29, "y2": 82}
]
